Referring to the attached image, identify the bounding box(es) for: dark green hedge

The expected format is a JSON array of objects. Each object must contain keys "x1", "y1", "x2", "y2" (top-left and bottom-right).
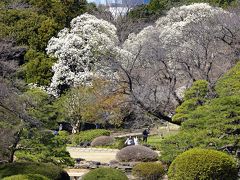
[{"x1": 168, "y1": 148, "x2": 238, "y2": 180}]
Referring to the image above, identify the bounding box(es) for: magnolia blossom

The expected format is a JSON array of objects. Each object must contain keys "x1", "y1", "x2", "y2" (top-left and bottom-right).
[
  {"x1": 46, "y1": 13, "x2": 118, "y2": 95},
  {"x1": 115, "y1": 3, "x2": 239, "y2": 119}
]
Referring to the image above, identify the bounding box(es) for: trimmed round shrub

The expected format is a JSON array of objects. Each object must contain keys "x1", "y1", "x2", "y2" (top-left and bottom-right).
[
  {"x1": 116, "y1": 145, "x2": 158, "y2": 162},
  {"x1": 91, "y1": 136, "x2": 115, "y2": 147},
  {"x1": 71, "y1": 129, "x2": 111, "y2": 145},
  {"x1": 0, "y1": 162, "x2": 70, "y2": 180},
  {"x1": 132, "y1": 162, "x2": 165, "y2": 180},
  {"x1": 82, "y1": 167, "x2": 128, "y2": 180},
  {"x1": 168, "y1": 148, "x2": 238, "y2": 180},
  {"x1": 3, "y1": 174, "x2": 50, "y2": 180}
]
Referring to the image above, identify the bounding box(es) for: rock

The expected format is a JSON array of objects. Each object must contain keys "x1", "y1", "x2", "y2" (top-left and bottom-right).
[
  {"x1": 117, "y1": 165, "x2": 132, "y2": 172},
  {"x1": 89, "y1": 161, "x2": 101, "y2": 166},
  {"x1": 80, "y1": 141, "x2": 91, "y2": 147},
  {"x1": 75, "y1": 158, "x2": 85, "y2": 164},
  {"x1": 100, "y1": 163, "x2": 109, "y2": 166}
]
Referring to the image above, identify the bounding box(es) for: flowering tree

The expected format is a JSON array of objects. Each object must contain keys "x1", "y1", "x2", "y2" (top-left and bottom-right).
[
  {"x1": 46, "y1": 13, "x2": 119, "y2": 95},
  {"x1": 156, "y1": 3, "x2": 239, "y2": 82},
  {"x1": 116, "y1": 3, "x2": 240, "y2": 124}
]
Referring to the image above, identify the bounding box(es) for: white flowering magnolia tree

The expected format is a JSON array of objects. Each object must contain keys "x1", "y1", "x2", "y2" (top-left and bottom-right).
[
  {"x1": 116, "y1": 3, "x2": 240, "y2": 124},
  {"x1": 46, "y1": 13, "x2": 119, "y2": 95}
]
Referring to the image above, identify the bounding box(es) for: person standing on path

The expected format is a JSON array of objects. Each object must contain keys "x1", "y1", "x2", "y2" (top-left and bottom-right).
[{"x1": 142, "y1": 127, "x2": 150, "y2": 142}]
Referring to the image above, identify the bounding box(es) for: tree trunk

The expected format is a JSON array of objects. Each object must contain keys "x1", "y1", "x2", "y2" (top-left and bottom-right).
[{"x1": 9, "y1": 129, "x2": 22, "y2": 163}]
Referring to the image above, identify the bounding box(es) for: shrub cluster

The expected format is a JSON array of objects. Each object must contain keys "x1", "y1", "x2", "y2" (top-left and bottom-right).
[
  {"x1": 116, "y1": 145, "x2": 158, "y2": 162},
  {"x1": 71, "y1": 129, "x2": 111, "y2": 145},
  {"x1": 82, "y1": 167, "x2": 128, "y2": 180},
  {"x1": 3, "y1": 174, "x2": 49, "y2": 180},
  {"x1": 168, "y1": 148, "x2": 238, "y2": 180},
  {"x1": 132, "y1": 162, "x2": 165, "y2": 180},
  {"x1": 0, "y1": 162, "x2": 70, "y2": 180},
  {"x1": 91, "y1": 136, "x2": 115, "y2": 147}
]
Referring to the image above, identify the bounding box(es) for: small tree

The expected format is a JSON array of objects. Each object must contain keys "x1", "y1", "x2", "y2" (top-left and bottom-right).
[{"x1": 62, "y1": 79, "x2": 126, "y2": 130}]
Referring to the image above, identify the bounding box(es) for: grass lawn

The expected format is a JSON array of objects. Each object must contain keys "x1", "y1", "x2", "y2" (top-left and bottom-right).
[{"x1": 147, "y1": 124, "x2": 180, "y2": 150}]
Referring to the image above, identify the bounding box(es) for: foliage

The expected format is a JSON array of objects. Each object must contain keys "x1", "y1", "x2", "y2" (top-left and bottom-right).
[
  {"x1": 23, "y1": 50, "x2": 56, "y2": 86},
  {"x1": 168, "y1": 148, "x2": 238, "y2": 180},
  {"x1": 173, "y1": 80, "x2": 209, "y2": 123},
  {"x1": 160, "y1": 62, "x2": 240, "y2": 164},
  {"x1": 15, "y1": 129, "x2": 74, "y2": 167},
  {"x1": 91, "y1": 136, "x2": 115, "y2": 147},
  {"x1": 22, "y1": 88, "x2": 59, "y2": 128},
  {"x1": 3, "y1": 174, "x2": 49, "y2": 180},
  {"x1": 82, "y1": 167, "x2": 128, "y2": 180},
  {"x1": 116, "y1": 145, "x2": 158, "y2": 162},
  {"x1": 0, "y1": 162, "x2": 70, "y2": 180},
  {"x1": 70, "y1": 129, "x2": 111, "y2": 145},
  {"x1": 183, "y1": 80, "x2": 209, "y2": 101},
  {"x1": 0, "y1": 9, "x2": 58, "y2": 50},
  {"x1": 132, "y1": 162, "x2": 165, "y2": 180},
  {"x1": 215, "y1": 61, "x2": 240, "y2": 97},
  {"x1": 59, "y1": 79, "x2": 126, "y2": 127}
]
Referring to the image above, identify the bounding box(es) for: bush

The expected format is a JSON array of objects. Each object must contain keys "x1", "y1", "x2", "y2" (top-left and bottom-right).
[
  {"x1": 82, "y1": 167, "x2": 128, "y2": 180},
  {"x1": 116, "y1": 145, "x2": 158, "y2": 162},
  {"x1": 132, "y1": 162, "x2": 165, "y2": 180},
  {"x1": 3, "y1": 174, "x2": 49, "y2": 180},
  {"x1": 0, "y1": 162, "x2": 70, "y2": 180},
  {"x1": 71, "y1": 129, "x2": 111, "y2": 145},
  {"x1": 168, "y1": 148, "x2": 238, "y2": 180},
  {"x1": 91, "y1": 136, "x2": 115, "y2": 147}
]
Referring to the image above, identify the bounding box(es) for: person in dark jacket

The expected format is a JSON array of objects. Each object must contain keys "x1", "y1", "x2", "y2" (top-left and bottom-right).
[{"x1": 142, "y1": 127, "x2": 150, "y2": 142}]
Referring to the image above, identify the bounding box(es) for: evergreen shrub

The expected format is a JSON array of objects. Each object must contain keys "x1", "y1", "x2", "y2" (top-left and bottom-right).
[
  {"x1": 0, "y1": 162, "x2": 70, "y2": 180},
  {"x1": 168, "y1": 148, "x2": 238, "y2": 180},
  {"x1": 82, "y1": 167, "x2": 128, "y2": 180},
  {"x1": 132, "y1": 162, "x2": 165, "y2": 180}
]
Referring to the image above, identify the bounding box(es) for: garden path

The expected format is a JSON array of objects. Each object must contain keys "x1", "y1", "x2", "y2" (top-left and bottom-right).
[{"x1": 67, "y1": 147, "x2": 119, "y2": 163}]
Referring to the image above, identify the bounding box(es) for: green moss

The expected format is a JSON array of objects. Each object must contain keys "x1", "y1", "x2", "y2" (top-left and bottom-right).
[
  {"x1": 132, "y1": 162, "x2": 165, "y2": 179},
  {"x1": 82, "y1": 168, "x2": 128, "y2": 180},
  {"x1": 168, "y1": 148, "x2": 238, "y2": 180}
]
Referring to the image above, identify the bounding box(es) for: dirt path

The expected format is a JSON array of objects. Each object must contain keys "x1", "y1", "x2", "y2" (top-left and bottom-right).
[{"x1": 67, "y1": 147, "x2": 119, "y2": 163}]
